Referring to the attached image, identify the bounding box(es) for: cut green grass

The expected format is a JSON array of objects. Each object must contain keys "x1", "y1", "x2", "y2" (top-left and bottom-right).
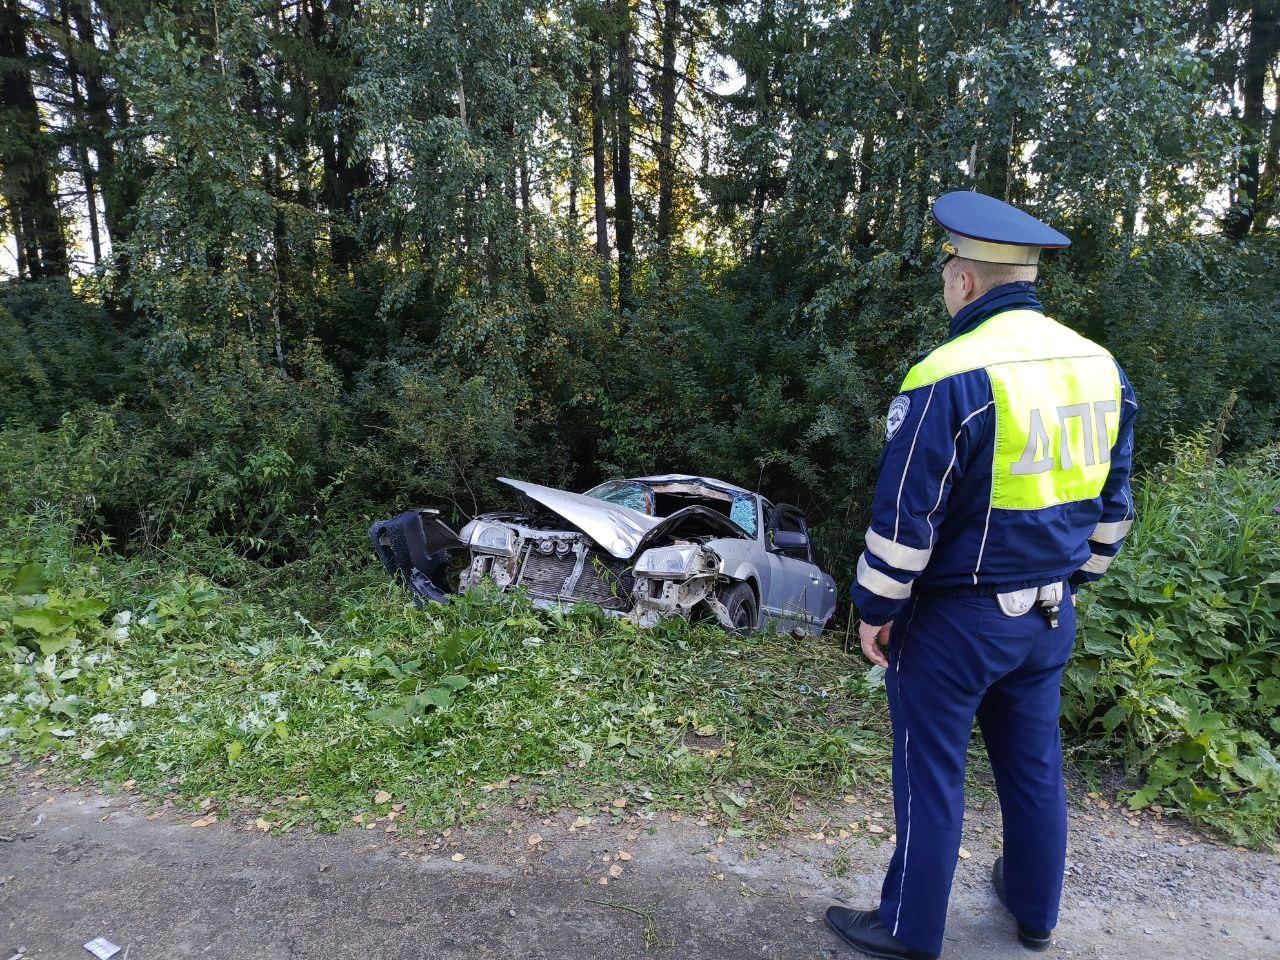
[{"x1": 1, "y1": 532, "x2": 890, "y2": 832}]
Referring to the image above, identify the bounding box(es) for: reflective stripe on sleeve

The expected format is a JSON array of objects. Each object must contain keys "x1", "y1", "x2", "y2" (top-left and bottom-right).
[
  {"x1": 1090, "y1": 519, "x2": 1132, "y2": 544},
  {"x1": 857, "y1": 553, "x2": 914, "y2": 600},
  {"x1": 865, "y1": 528, "x2": 933, "y2": 573},
  {"x1": 1082, "y1": 552, "x2": 1114, "y2": 575}
]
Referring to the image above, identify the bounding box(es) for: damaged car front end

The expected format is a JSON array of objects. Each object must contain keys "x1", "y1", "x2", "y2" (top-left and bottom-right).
[{"x1": 371, "y1": 474, "x2": 837, "y2": 636}]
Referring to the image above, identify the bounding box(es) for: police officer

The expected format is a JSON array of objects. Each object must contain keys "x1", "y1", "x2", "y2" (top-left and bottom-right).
[{"x1": 826, "y1": 192, "x2": 1137, "y2": 960}]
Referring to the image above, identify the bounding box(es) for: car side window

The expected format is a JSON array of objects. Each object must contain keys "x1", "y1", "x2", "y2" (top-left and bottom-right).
[{"x1": 775, "y1": 511, "x2": 803, "y2": 535}]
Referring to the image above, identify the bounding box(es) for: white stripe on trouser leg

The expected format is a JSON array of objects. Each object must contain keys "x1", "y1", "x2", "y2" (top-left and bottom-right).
[
  {"x1": 891, "y1": 604, "x2": 919, "y2": 938},
  {"x1": 893, "y1": 724, "x2": 912, "y2": 936}
]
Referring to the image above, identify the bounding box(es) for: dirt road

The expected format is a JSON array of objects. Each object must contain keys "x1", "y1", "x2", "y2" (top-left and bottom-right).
[{"x1": 1, "y1": 771, "x2": 1276, "y2": 960}]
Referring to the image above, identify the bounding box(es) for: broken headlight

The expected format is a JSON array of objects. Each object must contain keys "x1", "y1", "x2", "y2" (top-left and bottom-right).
[
  {"x1": 468, "y1": 521, "x2": 517, "y2": 556},
  {"x1": 635, "y1": 544, "x2": 703, "y2": 577}
]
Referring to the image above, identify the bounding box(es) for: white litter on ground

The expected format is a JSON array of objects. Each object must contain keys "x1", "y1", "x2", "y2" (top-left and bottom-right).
[{"x1": 83, "y1": 938, "x2": 121, "y2": 960}]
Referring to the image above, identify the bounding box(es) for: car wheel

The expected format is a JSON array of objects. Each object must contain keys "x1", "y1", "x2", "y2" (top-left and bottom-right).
[{"x1": 719, "y1": 581, "x2": 759, "y2": 634}]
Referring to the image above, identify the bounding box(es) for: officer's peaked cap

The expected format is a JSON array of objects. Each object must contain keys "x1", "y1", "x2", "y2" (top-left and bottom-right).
[{"x1": 933, "y1": 191, "x2": 1070, "y2": 266}]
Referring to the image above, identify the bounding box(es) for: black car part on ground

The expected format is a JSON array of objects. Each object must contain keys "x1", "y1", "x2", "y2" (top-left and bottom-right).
[{"x1": 369, "y1": 509, "x2": 464, "y2": 605}]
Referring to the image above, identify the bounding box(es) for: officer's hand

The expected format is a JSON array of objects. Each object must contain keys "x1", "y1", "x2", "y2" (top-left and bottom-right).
[{"x1": 858, "y1": 620, "x2": 892, "y2": 669}]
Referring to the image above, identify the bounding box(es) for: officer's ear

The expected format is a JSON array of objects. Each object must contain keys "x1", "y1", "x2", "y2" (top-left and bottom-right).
[{"x1": 952, "y1": 259, "x2": 978, "y2": 300}]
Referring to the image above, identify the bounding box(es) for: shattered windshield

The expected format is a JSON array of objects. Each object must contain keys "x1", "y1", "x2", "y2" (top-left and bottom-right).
[
  {"x1": 586, "y1": 480, "x2": 759, "y2": 538},
  {"x1": 585, "y1": 480, "x2": 655, "y2": 515},
  {"x1": 729, "y1": 495, "x2": 758, "y2": 537}
]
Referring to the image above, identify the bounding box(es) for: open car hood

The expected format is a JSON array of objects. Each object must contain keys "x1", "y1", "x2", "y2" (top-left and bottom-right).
[
  {"x1": 498, "y1": 477, "x2": 747, "y2": 560},
  {"x1": 499, "y1": 477, "x2": 661, "y2": 558}
]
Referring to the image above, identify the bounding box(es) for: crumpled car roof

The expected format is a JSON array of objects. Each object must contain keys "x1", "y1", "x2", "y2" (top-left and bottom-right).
[{"x1": 628, "y1": 473, "x2": 753, "y2": 495}]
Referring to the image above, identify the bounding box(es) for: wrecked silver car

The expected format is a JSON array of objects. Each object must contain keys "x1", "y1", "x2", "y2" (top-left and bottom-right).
[{"x1": 370, "y1": 474, "x2": 837, "y2": 635}]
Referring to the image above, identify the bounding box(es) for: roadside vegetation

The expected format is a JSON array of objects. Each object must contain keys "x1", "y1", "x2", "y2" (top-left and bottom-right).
[
  {"x1": 2, "y1": 418, "x2": 1277, "y2": 845},
  {"x1": 1, "y1": 511, "x2": 885, "y2": 835},
  {"x1": 1065, "y1": 436, "x2": 1280, "y2": 846}
]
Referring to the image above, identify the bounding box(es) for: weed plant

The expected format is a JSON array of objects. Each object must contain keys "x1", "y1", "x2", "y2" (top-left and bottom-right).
[{"x1": 1065, "y1": 436, "x2": 1280, "y2": 845}]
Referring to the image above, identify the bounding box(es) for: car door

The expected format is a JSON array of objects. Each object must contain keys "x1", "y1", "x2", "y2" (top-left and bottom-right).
[
  {"x1": 763, "y1": 504, "x2": 830, "y2": 632},
  {"x1": 794, "y1": 510, "x2": 837, "y2": 630}
]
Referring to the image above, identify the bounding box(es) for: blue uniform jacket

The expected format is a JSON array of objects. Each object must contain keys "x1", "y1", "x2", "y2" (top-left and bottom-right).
[{"x1": 851, "y1": 282, "x2": 1138, "y2": 626}]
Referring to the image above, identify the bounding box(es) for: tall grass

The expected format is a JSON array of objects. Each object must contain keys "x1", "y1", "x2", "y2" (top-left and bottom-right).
[
  {"x1": 0, "y1": 514, "x2": 886, "y2": 831},
  {"x1": 1065, "y1": 437, "x2": 1280, "y2": 845}
]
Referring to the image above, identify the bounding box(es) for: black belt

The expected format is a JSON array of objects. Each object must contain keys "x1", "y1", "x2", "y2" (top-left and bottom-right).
[
  {"x1": 918, "y1": 579, "x2": 1067, "y2": 599},
  {"x1": 918, "y1": 584, "x2": 1003, "y2": 597}
]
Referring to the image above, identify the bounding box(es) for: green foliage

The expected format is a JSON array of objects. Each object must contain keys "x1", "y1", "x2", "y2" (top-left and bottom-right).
[
  {"x1": 3, "y1": 424, "x2": 1279, "y2": 844},
  {"x1": 1058, "y1": 236, "x2": 1280, "y2": 457},
  {"x1": 118, "y1": 0, "x2": 330, "y2": 347},
  {"x1": 0, "y1": 516, "x2": 884, "y2": 829},
  {"x1": 3, "y1": 0, "x2": 1277, "y2": 591},
  {"x1": 1065, "y1": 437, "x2": 1280, "y2": 845},
  {"x1": 0, "y1": 281, "x2": 136, "y2": 428},
  {"x1": 2, "y1": 0, "x2": 1279, "y2": 848}
]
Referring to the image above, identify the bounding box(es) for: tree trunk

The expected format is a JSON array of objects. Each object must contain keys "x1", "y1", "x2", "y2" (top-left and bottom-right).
[
  {"x1": 265, "y1": 156, "x2": 287, "y2": 365},
  {"x1": 1226, "y1": 0, "x2": 1279, "y2": 239},
  {"x1": 567, "y1": 108, "x2": 579, "y2": 229},
  {"x1": 611, "y1": 0, "x2": 635, "y2": 316},
  {"x1": 60, "y1": 0, "x2": 101, "y2": 265},
  {"x1": 9, "y1": 200, "x2": 27, "y2": 278},
  {"x1": 315, "y1": 0, "x2": 371, "y2": 273},
  {"x1": 978, "y1": 0, "x2": 1019, "y2": 202},
  {"x1": 0, "y1": 0, "x2": 69, "y2": 278},
  {"x1": 74, "y1": 0, "x2": 123, "y2": 246},
  {"x1": 1254, "y1": 64, "x2": 1280, "y2": 232},
  {"x1": 903, "y1": 14, "x2": 930, "y2": 267},
  {"x1": 590, "y1": 48, "x2": 611, "y2": 308},
  {"x1": 654, "y1": 0, "x2": 680, "y2": 255},
  {"x1": 519, "y1": 131, "x2": 545, "y2": 303},
  {"x1": 854, "y1": 21, "x2": 883, "y2": 248},
  {"x1": 749, "y1": 0, "x2": 776, "y2": 262},
  {"x1": 95, "y1": 3, "x2": 146, "y2": 317}
]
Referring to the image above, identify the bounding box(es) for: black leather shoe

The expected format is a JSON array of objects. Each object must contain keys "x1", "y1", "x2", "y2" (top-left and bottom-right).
[
  {"x1": 824, "y1": 905, "x2": 939, "y2": 960},
  {"x1": 992, "y1": 856, "x2": 1053, "y2": 951}
]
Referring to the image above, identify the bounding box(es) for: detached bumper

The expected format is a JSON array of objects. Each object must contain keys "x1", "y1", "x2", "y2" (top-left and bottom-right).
[{"x1": 369, "y1": 510, "x2": 464, "y2": 605}]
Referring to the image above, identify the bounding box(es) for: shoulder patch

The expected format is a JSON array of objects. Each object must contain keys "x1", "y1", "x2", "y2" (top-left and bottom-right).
[{"x1": 886, "y1": 395, "x2": 910, "y2": 441}]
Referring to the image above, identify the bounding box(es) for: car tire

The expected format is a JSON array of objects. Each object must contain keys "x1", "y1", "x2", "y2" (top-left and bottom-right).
[{"x1": 719, "y1": 581, "x2": 759, "y2": 634}]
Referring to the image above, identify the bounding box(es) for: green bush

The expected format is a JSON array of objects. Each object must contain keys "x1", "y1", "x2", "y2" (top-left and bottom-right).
[
  {"x1": 0, "y1": 280, "x2": 137, "y2": 429},
  {"x1": 1068, "y1": 436, "x2": 1280, "y2": 845}
]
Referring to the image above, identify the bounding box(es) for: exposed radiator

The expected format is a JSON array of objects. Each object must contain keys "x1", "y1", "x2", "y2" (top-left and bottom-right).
[{"x1": 516, "y1": 544, "x2": 635, "y2": 611}]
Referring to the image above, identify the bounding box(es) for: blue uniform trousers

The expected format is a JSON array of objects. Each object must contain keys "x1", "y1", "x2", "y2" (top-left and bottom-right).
[{"x1": 876, "y1": 587, "x2": 1076, "y2": 956}]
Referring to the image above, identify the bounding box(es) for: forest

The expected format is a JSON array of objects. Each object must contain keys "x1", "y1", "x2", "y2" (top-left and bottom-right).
[{"x1": 1, "y1": 0, "x2": 1279, "y2": 845}]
